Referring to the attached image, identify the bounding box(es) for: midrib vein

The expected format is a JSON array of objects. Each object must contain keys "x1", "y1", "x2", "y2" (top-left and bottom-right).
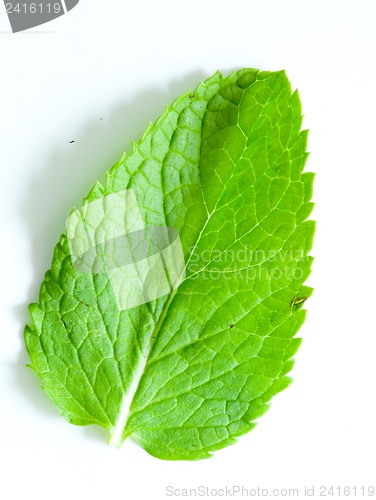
[{"x1": 108, "y1": 76, "x2": 247, "y2": 446}]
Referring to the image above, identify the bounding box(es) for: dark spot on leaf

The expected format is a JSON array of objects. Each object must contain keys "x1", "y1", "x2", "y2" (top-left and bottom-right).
[{"x1": 290, "y1": 296, "x2": 309, "y2": 308}]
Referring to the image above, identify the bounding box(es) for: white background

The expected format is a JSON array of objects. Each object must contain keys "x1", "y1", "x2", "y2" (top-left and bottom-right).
[{"x1": 1, "y1": 1, "x2": 375, "y2": 499}]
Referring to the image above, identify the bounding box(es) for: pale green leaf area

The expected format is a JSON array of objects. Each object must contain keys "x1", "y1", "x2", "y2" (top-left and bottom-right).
[{"x1": 25, "y1": 69, "x2": 315, "y2": 460}]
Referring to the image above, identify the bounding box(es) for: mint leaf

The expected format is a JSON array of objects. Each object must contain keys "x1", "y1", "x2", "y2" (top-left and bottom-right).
[{"x1": 25, "y1": 69, "x2": 315, "y2": 460}]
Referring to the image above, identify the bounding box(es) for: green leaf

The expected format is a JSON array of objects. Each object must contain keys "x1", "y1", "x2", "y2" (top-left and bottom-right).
[{"x1": 25, "y1": 68, "x2": 315, "y2": 460}]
